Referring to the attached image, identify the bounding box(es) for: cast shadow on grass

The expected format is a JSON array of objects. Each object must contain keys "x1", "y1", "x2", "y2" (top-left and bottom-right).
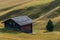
[
  {"x1": 0, "y1": 28, "x2": 22, "y2": 34},
  {"x1": 0, "y1": 28, "x2": 32, "y2": 34}
]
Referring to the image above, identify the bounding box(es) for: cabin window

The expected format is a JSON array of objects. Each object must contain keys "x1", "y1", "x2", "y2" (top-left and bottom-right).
[{"x1": 13, "y1": 23, "x2": 15, "y2": 26}]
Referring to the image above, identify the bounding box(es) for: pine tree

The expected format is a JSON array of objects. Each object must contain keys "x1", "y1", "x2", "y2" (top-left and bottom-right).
[{"x1": 46, "y1": 20, "x2": 54, "y2": 32}]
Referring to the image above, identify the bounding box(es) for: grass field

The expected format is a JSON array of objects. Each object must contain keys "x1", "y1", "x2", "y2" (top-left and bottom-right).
[
  {"x1": 0, "y1": 0, "x2": 60, "y2": 40},
  {"x1": 0, "y1": 28, "x2": 60, "y2": 40},
  {"x1": 0, "y1": 0, "x2": 54, "y2": 16}
]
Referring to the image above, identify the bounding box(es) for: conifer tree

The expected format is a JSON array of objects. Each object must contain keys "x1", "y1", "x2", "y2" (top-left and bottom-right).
[{"x1": 46, "y1": 20, "x2": 54, "y2": 32}]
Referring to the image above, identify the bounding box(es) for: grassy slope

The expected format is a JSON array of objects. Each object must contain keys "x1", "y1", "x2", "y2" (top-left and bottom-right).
[
  {"x1": 35, "y1": 6, "x2": 60, "y2": 20},
  {"x1": 0, "y1": 0, "x2": 53, "y2": 9},
  {"x1": 0, "y1": 29, "x2": 60, "y2": 40},
  {"x1": 0, "y1": 0, "x2": 60, "y2": 40},
  {"x1": 0, "y1": 0, "x2": 54, "y2": 21},
  {"x1": 0, "y1": 0, "x2": 31, "y2": 9},
  {"x1": 34, "y1": 0, "x2": 60, "y2": 31},
  {"x1": 34, "y1": 7, "x2": 60, "y2": 31}
]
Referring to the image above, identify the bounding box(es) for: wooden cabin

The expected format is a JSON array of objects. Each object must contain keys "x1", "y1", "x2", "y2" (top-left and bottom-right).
[{"x1": 3, "y1": 16, "x2": 33, "y2": 33}]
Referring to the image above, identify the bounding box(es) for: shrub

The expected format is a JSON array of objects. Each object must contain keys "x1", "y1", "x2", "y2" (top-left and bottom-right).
[{"x1": 46, "y1": 20, "x2": 54, "y2": 32}]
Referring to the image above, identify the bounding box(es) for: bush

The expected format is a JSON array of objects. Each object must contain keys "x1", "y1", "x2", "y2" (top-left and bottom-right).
[{"x1": 46, "y1": 20, "x2": 54, "y2": 32}]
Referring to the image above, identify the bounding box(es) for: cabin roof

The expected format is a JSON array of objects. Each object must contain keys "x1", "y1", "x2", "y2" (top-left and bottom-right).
[{"x1": 10, "y1": 16, "x2": 33, "y2": 26}]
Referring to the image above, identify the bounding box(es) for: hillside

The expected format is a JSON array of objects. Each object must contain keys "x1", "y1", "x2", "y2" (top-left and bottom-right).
[
  {"x1": 35, "y1": 6, "x2": 60, "y2": 21},
  {"x1": 34, "y1": 6, "x2": 60, "y2": 31},
  {"x1": 0, "y1": 0, "x2": 54, "y2": 21},
  {"x1": 0, "y1": 0, "x2": 60, "y2": 21},
  {"x1": 0, "y1": 0, "x2": 60, "y2": 29},
  {"x1": 0, "y1": 0, "x2": 60, "y2": 40},
  {"x1": 0, "y1": 0, "x2": 31, "y2": 9}
]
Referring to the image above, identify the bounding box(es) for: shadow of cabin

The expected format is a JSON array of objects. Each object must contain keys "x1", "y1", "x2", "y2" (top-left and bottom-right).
[
  {"x1": 2, "y1": 16, "x2": 33, "y2": 33},
  {"x1": 0, "y1": 28, "x2": 21, "y2": 34}
]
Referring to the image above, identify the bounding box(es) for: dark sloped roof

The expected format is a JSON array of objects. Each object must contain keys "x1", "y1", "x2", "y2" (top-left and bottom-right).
[{"x1": 11, "y1": 16, "x2": 33, "y2": 26}]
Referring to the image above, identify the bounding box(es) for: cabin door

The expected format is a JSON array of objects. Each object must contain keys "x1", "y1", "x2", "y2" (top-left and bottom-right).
[{"x1": 21, "y1": 25, "x2": 32, "y2": 33}]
